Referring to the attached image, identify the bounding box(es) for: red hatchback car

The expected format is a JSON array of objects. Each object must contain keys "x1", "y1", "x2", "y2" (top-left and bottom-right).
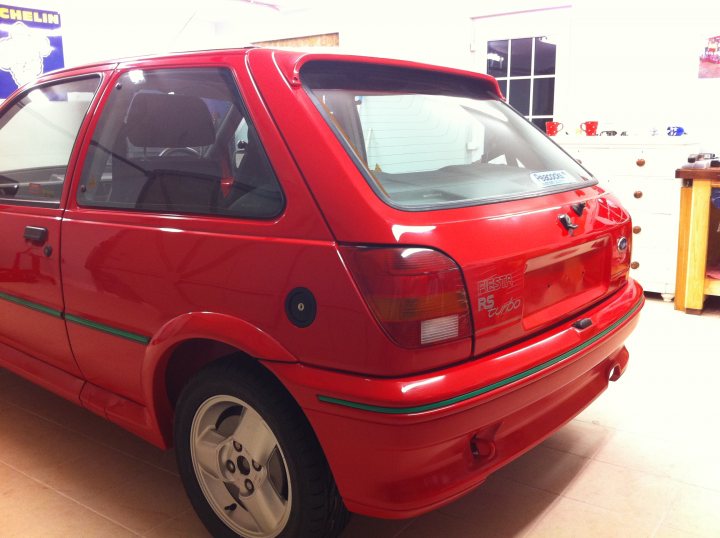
[{"x1": 0, "y1": 48, "x2": 643, "y2": 537}]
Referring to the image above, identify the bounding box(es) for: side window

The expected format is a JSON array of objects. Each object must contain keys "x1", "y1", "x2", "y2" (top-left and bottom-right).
[
  {"x1": 0, "y1": 77, "x2": 99, "y2": 205},
  {"x1": 77, "y1": 68, "x2": 284, "y2": 219}
]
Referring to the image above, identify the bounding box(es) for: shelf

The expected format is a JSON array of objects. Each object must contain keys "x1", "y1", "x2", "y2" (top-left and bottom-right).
[
  {"x1": 556, "y1": 136, "x2": 698, "y2": 148},
  {"x1": 705, "y1": 277, "x2": 720, "y2": 297},
  {"x1": 676, "y1": 169, "x2": 720, "y2": 183}
]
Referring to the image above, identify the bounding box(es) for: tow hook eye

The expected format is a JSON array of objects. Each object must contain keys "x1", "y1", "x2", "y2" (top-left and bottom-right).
[
  {"x1": 470, "y1": 435, "x2": 496, "y2": 461},
  {"x1": 558, "y1": 213, "x2": 579, "y2": 232}
]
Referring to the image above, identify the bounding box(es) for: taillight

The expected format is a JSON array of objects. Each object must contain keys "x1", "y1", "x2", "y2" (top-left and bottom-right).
[{"x1": 339, "y1": 246, "x2": 472, "y2": 348}]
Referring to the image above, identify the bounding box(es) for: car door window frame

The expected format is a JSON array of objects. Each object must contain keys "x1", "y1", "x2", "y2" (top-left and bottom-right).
[
  {"x1": 0, "y1": 74, "x2": 104, "y2": 209},
  {"x1": 74, "y1": 66, "x2": 286, "y2": 220}
]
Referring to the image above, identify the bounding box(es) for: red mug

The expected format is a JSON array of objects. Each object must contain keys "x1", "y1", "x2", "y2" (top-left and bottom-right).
[
  {"x1": 580, "y1": 121, "x2": 599, "y2": 136},
  {"x1": 545, "y1": 121, "x2": 564, "y2": 136}
]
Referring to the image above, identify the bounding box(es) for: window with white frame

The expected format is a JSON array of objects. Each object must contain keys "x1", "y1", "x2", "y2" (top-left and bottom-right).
[{"x1": 487, "y1": 36, "x2": 556, "y2": 130}]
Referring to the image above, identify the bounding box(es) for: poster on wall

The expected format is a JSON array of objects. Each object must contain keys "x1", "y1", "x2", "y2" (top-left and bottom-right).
[
  {"x1": 699, "y1": 35, "x2": 720, "y2": 79},
  {"x1": 0, "y1": 4, "x2": 64, "y2": 99}
]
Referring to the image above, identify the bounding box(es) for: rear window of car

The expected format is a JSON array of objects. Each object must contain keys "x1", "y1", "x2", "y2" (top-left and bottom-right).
[{"x1": 302, "y1": 61, "x2": 595, "y2": 210}]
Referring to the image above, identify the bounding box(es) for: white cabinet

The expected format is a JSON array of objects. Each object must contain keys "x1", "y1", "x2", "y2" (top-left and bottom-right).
[{"x1": 556, "y1": 136, "x2": 699, "y2": 300}]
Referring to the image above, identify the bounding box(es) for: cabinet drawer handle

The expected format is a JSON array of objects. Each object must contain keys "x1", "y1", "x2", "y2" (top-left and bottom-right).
[
  {"x1": 632, "y1": 226, "x2": 642, "y2": 234},
  {"x1": 630, "y1": 261, "x2": 640, "y2": 269},
  {"x1": 633, "y1": 191, "x2": 643, "y2": 199},
  {"x1": 636, "y1": 158, "x2": 646, "y2": 167}
]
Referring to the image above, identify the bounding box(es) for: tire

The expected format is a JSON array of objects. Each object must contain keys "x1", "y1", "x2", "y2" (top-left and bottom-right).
[{"x1": 174, "y1": 358, "x2": 349, "y2": 538}]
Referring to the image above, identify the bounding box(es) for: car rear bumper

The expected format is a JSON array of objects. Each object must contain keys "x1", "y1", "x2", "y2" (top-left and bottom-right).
[{"x1": 266, "y1": 279, "x2": 643, "y2": 519}]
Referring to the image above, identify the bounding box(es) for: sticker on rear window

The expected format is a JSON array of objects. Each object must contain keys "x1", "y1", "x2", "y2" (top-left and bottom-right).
[{"x1": 530, "y1": 170, "x2": 574, "y2": 188}]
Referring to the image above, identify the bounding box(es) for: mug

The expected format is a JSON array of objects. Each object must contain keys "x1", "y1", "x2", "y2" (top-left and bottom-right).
[
  {"x1": 667, "y1": 126, "x2": 685, "y2": 136},
  {"x1": 545, "y1": 121, "x2": 564, "y2": 136},
  {"x1": 580, "y1": 121, "x2": 599, "y2": 136}
]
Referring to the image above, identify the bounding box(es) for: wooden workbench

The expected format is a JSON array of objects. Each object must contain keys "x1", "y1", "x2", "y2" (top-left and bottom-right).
[{"x1": 674, "y1": 168, "x2": 720, "y2": 313}]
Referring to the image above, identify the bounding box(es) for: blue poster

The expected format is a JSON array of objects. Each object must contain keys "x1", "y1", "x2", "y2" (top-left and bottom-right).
[{"x1": 0, "y1": 4, "x2": 64, "y2": 99}]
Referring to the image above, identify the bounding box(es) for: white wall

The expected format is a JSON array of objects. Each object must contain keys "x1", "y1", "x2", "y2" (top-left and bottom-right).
[
  {"x1": 14, "y1": 0, "x2": 187, "y2": 63},
  {"x1": 13, "y1": 1, "x2": 474, "y2": 71},
  {"x1": 10, "y1": 0, "x2": 720, "y2": 151},
  {"x1": 11, "y1": 0, "x2": 279, "y2": 65},
  {"x1": 567, "y1": 1, "x2": 720, "y2": 151},
  {"x1": 321, "y1": 2, "x2": 474, "y2": 70},
  {"x1": 243, "y1": 0, "x2": 720, "y2": 151},
  {"x1": 469, "y1": 0, "x2": 720, "y2": 151}
]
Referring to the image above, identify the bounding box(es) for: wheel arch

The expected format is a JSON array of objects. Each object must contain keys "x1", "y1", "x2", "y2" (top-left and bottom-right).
[{"x1": 142, "y1": 312, "x2": 298, "y2": 446}]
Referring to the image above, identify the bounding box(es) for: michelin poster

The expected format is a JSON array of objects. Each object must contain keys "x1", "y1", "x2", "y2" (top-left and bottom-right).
[{"x1": 0, "y1": 4, "x2": 64, "y2": 99}]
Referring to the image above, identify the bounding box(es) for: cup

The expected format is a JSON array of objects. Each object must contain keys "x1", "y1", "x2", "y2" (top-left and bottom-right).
[
  {"x1": 545, "y1": 121, "x2": 564, "y2": 136},
  {"x1": 667, "y1": 126, "x2": 685, "y2": 136},
  {"x1": 580, "y1": 121, "x2": 599, "y2": 136}
]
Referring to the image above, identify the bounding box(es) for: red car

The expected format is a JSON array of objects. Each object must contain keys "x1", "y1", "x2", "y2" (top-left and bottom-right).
[{"x1": 0, "y1": 48, "x2": 642, "y2": 538}]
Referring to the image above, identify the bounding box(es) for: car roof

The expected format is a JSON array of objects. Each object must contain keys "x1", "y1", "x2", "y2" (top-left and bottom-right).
[
  {"x1": 31, "y1": 47, "x2": 502, "y2": 99},
  {"x1": 39, "y1": 47, "x2": 258, "y2": 77}
]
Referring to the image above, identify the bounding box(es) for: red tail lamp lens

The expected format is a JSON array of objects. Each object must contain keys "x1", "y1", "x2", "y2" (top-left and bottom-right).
[{"x1": 340, "y1": 246, "x2": 472, "y2": 348}]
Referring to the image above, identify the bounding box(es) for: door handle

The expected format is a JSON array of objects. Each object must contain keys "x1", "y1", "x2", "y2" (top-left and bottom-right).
[{"x1": 24, "y1": 226, "x2": 48, "y2": 244}]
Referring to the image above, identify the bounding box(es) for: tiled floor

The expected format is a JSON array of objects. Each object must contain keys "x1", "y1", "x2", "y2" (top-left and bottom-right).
[{"x1": 0, "y1": 295, "x2": 719, "y2": 537}]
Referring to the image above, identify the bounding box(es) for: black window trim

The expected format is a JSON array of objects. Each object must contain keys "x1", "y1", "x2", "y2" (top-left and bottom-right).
[{"x1": 0, "y1": 198, "x2": 62, "y2": 209}]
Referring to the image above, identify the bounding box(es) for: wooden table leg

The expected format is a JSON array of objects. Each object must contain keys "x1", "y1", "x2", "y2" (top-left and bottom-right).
[
  {"x1": 684, "y1": 179, "x2": 712, "y2": 312},
  {"x1": 675, "y1": 185, "x2": 692, "y2": 311}
]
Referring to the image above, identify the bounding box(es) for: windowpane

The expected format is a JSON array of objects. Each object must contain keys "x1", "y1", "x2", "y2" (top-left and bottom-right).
[
  {"x1": 531, "y1": 117, "x2": 550, "y2": 130},
  {"x1": 78, "y1": 68, "x2": 284, "y2": 219},
  {"x1": 497, "y1": 79, "x2": 508, "y2": 98},
  {"x1": 510, "y1": 38, "x2": 532, "y2": 77},
  {"x1": 487, "y1": 40, "x2": 508, "y2": 78},
  {"x1": 0, "y1": 77, "x2": 99, "y2": 204},
  {"x1": 486, "y1": 35, "x2": 556, "y2": 123},
  {"x1": 534, "y1": 37, "x2": 557, "y2": 75},
  {"x1": 508, "y1": 79, "x2": 531, "y2": 115},
  {"x1": 533, "y1": 78, "x2": 555, "y2": 116}
]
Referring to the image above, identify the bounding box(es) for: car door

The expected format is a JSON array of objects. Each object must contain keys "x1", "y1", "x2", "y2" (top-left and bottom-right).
[
  {"x1": 59, "y1": 57, "x2": 330, "y2": 419},
  {"x1": 0, "y1": 74, "x2": 102, "y2": 380}
]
